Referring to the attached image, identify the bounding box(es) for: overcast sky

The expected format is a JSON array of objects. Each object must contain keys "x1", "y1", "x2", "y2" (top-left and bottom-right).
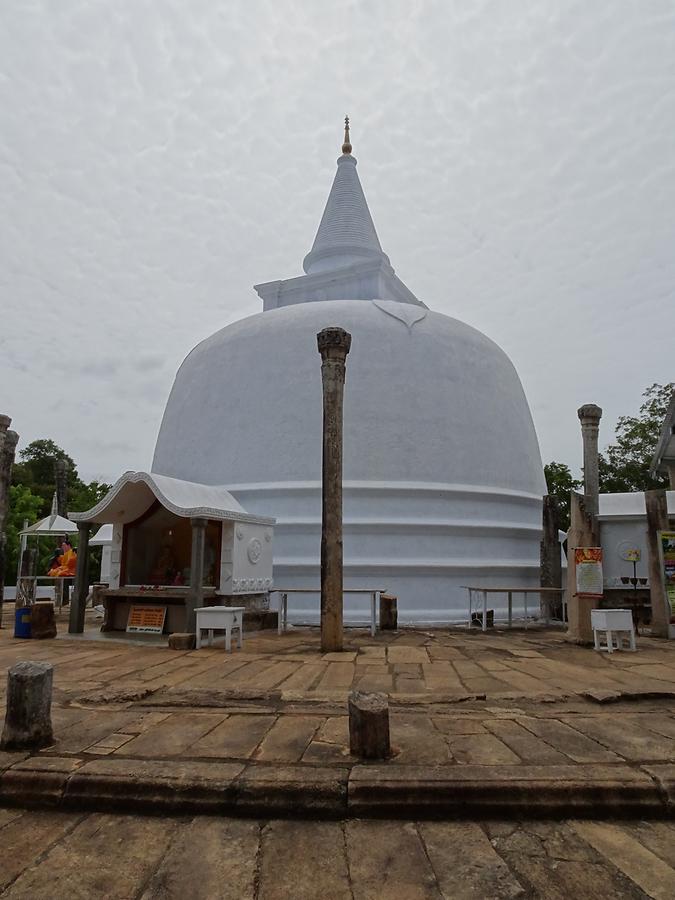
[{"x1": 1, "y1": 0, "x2": 674, "y2": 484}]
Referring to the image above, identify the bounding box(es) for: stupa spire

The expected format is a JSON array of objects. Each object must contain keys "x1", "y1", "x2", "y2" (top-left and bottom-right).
[
  {"x1": 254, "y1": 118, "x2": 423, "y2": 309},
  {"x1": 342, "y1": 115, "x2": 352, "y2": 155},
  {"x1": 302, "y1": 117, "x2": 388, "y2": 275}
]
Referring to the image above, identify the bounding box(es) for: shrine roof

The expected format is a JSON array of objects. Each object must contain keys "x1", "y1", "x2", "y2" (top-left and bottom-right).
[{"x1": 70, "y1": 471, "x2": 275, "y2": 526}]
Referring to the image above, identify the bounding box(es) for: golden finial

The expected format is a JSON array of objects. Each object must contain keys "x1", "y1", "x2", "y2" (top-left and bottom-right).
[{"x1": 342, "y1": 115, "x2": 352, "y2": 154}]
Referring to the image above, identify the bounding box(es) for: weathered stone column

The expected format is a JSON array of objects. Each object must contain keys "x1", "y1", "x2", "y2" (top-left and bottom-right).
[
  {"x1": 68, "y1": 522, "x2": 90, "y2": 634},
  {"x1": 540, "y1": 495, "x2": 562, "y2": 620},
  {"x1": 349, "y1": 691, "x2": 391, "y2": 759},
  {"x1": 317, "y1": 326, "x2": 352, "y2": 653},
  {"x1": 1, "y1": 661, "x2": 54, "y2": 750},
  {"x1": 185, "y1": 517, "x2": 207, "y2": 634},
  {"x1": 540, "y1": 495, "x2": 562, "y2": 588},
  {"x1": 0, "y1": 420, "x2": 19, "y2": 621},
  {"x1": 54, "y1": 458, "x2": 68, "y2": 517},
  {"x1": 577, "y1": 404, "x2": 602, "y2": 520},
  {"x1": 645, "y1": 490, "x2": 670, "y2": 638}
]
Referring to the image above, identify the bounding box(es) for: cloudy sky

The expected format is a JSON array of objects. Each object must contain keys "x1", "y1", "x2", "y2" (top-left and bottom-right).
[{"x1": 1, "y1": 0, "x2": 673, "y2": 484}]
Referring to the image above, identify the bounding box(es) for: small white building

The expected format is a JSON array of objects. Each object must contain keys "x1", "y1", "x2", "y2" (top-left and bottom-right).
[
  {"x1": 598, "y1": 491, "x2": 675, "y2": 589},
  {"x1": 90, "y1": 523, "x2": 113, "y2": 583},
  {"x1": 72, "y1": 471, "x2": 275, "y2": 633}
]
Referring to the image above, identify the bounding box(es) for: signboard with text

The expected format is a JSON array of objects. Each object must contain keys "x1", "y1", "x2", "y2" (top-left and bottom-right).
[
  {"x1": 575, "y1": 547, "x2": 603, "y2": 598},
  {"x1": 126, "y1": 605, "x2": 167, "y2": 634}
]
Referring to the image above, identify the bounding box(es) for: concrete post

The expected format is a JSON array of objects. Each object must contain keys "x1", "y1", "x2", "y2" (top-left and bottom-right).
[
  {"x1": 645, "y1": 489, "x2": 670, "y2": 638},
  {"x1": 186, "y1": 517, "x2": 207, "y2": 634},
  {"x1": 317, "y1": 326, "x2": 352, "y2": 653},
  {"x1": 1, "y1": 661, "x2": 54, "y2": 750},
  {"x1": 68, "y1": 522, "x2": 90, "y2": 634},
  {"x1": 0, "y1": 421, "x2": 19, "y2": 622},
  {"x1": 577, "y1": 404, "x2": 602, "y2": 520}
]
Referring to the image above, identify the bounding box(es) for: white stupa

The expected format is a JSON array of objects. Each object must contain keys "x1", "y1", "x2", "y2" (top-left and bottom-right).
[{"x1": 153, "y1": 120, "x2": 546, "y2": 623}]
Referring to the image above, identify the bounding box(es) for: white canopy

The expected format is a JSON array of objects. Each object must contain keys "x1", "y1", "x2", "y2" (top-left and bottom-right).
[
  {"x1": 89, "y1": 523, "x2": 113, "y2": 546},
  {"x1": 70, "y1": 470, "x2": 275, "y2": 526},
  {"x1": 20, "y1": 513, "x2": 78, "y2": 537}
]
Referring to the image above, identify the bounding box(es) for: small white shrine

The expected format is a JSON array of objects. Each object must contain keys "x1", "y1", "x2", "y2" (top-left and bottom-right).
[{"x1": 72, "y1": 470, "x2": 274, "y2": 633}]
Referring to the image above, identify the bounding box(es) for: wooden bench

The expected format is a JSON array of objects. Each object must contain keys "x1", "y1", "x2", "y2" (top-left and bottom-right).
[{"x1": 195, "y1": 606, "x2": 245, "y2": 652}]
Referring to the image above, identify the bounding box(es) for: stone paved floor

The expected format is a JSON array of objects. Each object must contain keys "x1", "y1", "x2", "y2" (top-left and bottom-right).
[
  {"x1": 4, "y1": 612, "x2": 675, "y2": 771},
  {"x1": 4, "y1": 609, "x2": 675, "y2": 702},
  {"x1": 1, "y1": 808, "x2": 675, "y2": 898}
]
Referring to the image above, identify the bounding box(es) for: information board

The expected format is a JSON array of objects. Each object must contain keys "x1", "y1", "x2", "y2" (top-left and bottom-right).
[
  {"x1": 575, "y1": 547, "x2": 603, "y2": 598},
  {"x1": 126, "y1": 605, "x2": 167, "y2": 634}
]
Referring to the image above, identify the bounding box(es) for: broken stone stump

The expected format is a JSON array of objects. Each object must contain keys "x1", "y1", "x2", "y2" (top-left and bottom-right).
[
  {"x1": 348, "y1": 690, "x2": 391, "y2": 760},
  {"x1": 30, "y1": 601, "x2": 57, "y2": 640},
  {"x1": 0, "y1": 661, "x2": 54, "y2": 751},
  {"x1": 169, "y1": 632, "x2": 196, "y2": 650},
  {"x1": 379, "y1": 593, "x2": 398, "y2": 630}
]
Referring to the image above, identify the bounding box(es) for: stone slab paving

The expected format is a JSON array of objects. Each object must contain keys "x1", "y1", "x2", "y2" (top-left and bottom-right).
[
  {"x1": 4, "y1": 613, "x2": 675, "y2": 704},
  {"x1": 2, "y1": 808, "x2": 675, "y2": 898},
  {"x1": 5, "y1": 616, "x2": 675, "y2": 814}
]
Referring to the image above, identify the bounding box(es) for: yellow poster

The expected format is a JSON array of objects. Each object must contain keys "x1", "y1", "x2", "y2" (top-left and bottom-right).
[{"x1": 575, "y1": 547, "x2": 603, "y2": 598}]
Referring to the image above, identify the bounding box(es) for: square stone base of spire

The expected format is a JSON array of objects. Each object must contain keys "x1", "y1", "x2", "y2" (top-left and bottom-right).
[{"x1": 255, "y1": 260, "x2": 425, "y2": 311}]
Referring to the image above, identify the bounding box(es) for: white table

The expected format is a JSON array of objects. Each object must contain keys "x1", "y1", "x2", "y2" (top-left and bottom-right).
[
  {"x1": 270, "y1": 588, "x2": 385, "y2": 637},
  {"x1": 462, "y1": 586, "x2": 566, "y2": 632},
  {"x1": 591, "y1": 608, "x2": 637, "y2": 653},
  {"x1": 195, "y1": 606, "x2": 245, "y2": 651}
]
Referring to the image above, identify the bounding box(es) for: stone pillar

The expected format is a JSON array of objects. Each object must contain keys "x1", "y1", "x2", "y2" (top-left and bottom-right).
[
  {"x1": 565, "y1": 491, "x2": 598, "y2": 644},
  {"x1": 645, "y1": 489, "x2": 670, "y2": 638},
  {"x1": 54, "y1": 458, "x2": 68, "y2": 517},
  {"x1": 0, "y1": 419, "x2": 19, "y2": 622},
  {"x1": 577, "y1": 404, "x2": 602, "y2": 520},
  {"x1": 348, "y1": 691, "x2": 391, "y2": 759},
  {"x1": 540, "y1": 495, "x2": 562, "y2": 620},
  {"x1": 317, "y1": 326, "x2": 352, "y2": 653},
  {"x1": 185, "y1": 517, "x2": 207, "y2": 634},
  {"x1": 540, "y1": 495, "x2": 562, "y2": 589},
  {"x1": 68, "y1": 522, "x2": 90, "y2": 634},
  {"x1": 0, "y1": 661, "x2": 54, "y2": 750}
]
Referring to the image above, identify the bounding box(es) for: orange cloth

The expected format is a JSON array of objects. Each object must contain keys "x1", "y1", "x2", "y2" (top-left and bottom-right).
[{"x1": 48, "y1": 548, "x2": 77, "y2": 578}]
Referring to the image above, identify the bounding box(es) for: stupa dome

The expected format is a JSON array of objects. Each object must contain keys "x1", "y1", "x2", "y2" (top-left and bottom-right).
[{"x1": 153, "y1": 122, "x2": 545, "y2": 622}]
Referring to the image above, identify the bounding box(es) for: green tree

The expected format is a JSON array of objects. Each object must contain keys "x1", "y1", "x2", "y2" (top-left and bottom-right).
[
  {"x1": 6, "y1": 439, "x2": 112, "y2": 584},
  {"x1": 11, "y1": 439, "x2": 111, "y2": 516},
  {"x1": 3, "y1": 483, "x2": 43, "y2": 584},
  {"x1": 11, "y1": 439, "x2": 78, "y2": 515},
  {"x1": 544, "y1": 461, "x2": 581, "y2": 532},
  {"x1": 598, "y1": 383, "x2": 674, "y2": 493}
]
